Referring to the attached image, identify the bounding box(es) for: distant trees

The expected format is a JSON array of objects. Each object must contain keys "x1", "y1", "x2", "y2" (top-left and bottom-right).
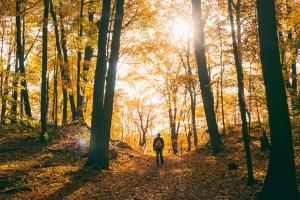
[{"x1": 127, "y1": 89, "x2": 155, "y2": 149}]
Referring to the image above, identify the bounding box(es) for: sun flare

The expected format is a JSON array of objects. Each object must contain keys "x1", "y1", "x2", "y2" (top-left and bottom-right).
[{"x1": 170, "y1": 19, "x2": 192, "y2": 41}]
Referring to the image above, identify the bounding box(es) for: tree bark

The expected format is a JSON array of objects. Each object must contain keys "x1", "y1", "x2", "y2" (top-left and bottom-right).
[
  {"x1": 190, "y1": 86, "x2": 198, "y2": 146},
  {"x1": 192, "y1": 0, "x2": 221, "y2": 154},
  {"x1": 256, "y1": 0, "x2": 298, "y2": 199},
  {"x1": 41, "y1": 0, "x2": 50, "y2": 141},
  {"x1": 49, "y1": 1, "x2": 68, "y2": 125},
  {"x1": 59, "y1": 3, "x2": 76, "y2": 122},
  {"x1": 76, "y1": 0, "x2": 84, "y2": 119},
  {"x1": 86, "y1": 0, "x2": 115, "y2": 169},
  {"x1": 11, "y1": 52, "x2": 18, "y2": 124},
  {"x1": 86, "y1": 0, "x2": 111, "y2": 168},
  {"x1": 16, "y1": 0, "x2": 32, "y2": 118},
  {"x1": 102, "y1": 0, "x2": 125, "y2": 162},
  {"x1": 169, "y1": 106, "x2": 178, "y2": 154}
]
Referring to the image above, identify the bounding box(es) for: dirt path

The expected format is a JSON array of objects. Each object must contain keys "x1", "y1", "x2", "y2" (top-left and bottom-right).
[
  {"x1": 83, "y1": 150, "x2": 263, "y2": 200},
  {"x1": 95, "y1": 155, "x2": 194, "y2": 200}
]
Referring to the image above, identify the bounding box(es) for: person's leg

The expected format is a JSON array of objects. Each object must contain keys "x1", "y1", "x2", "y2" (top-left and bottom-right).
[
  {"x1": 160, "y1": 149, "x2": 164, "y2": 164},
  {"x1": 156, "y1": 150, "x2": 159, "y2": 166}
]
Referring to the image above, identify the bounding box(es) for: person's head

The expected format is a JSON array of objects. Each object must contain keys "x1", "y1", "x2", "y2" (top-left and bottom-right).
[{"x1": 157, "y1": 133, "x2": 161, "y2": 137}]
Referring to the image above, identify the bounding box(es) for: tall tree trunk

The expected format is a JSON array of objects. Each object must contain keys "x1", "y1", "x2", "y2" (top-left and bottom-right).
[
  {"x1": 102, "y1": 0, "x2": 124, "y2": 162},
  {"x1": 277, "y1": 22, "x2": 291, "y2": 89},
  {"x1": 86, "y1": 0, "x2": 112, "y2": 169},
  {"x1": 228, "y1": 0, "x2": 255, "y2": 186},
  {"x1": 41, "y1": 0, "x2": 50, "y2": 141},
  {"x1": 256, "y1": 0, "x2": 298, "y2": 199},
  {"x1": 16, "y1": 0, "x2": 32, "y2": 118},
  {"x1": 190, "y1": 86, "x2": 198, "y2": 146},
  {"x1": 188, "y1": 41, "x2": 198, "y2": 147},
  {"x1": 76, "y1": 0, "x2": 84, "y2": 119},
  {"x1": 59, "y1": 3, "x2": 76, "y2": 121},
  {"x1": 1, "y1": 46, "x2": 12, "y2": 124},
  {"x1": 192, "y1": 0, "x2": 221, "y2": 154},
  {"x1": 49, "y1": 1, "x2": 67, "y2": 125},
  {"x1": 52, "y1": 53, "x2": 58, "y2": 131},
  {"x1": 77, "y1": 1, "x2": 95, "y2": 120},
  {"x1": 87, "y1": 0, "x2": 124, "y2": 169},
  {"x1": 11, "y1": 52, "x2": 18, "y2": 124},
  {"x1": 220, "y1": 65, "x2": 225, "y2": 135},
  {"x1": 81, "y1": 45, "x2": 94, "y2": 109},
  {"x1": 288, "y1": 30, "x2": 298, "y2": 109},
  {"x1": 0, "y1": 20, "x2": 4, "y2": 124},
  {"x1": 216, "y1": 5, "x2": 226, "y2": 135}
]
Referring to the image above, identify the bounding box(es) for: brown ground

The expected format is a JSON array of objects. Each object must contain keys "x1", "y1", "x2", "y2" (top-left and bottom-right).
[{"x1": 0, "y1": 124, "x2": 299, "y2": 200}]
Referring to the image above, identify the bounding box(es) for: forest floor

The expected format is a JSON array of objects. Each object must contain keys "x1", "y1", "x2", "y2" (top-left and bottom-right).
[{"x1": 0, "y1": 123, "x2": 300, "y2": 200}]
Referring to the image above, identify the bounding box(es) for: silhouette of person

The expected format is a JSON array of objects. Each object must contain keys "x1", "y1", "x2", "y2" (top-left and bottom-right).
[{"x1": 153, "y1": 133, "x2": 164, "y2": 166}]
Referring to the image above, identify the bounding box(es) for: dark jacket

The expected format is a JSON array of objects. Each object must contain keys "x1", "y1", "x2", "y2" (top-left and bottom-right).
[{"x1": 153, "y1": 137, "x2": 164, "y2": 150}]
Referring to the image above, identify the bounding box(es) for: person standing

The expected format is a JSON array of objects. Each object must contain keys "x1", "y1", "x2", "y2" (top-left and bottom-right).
[{"x1": 153, "y1": 133, "x2": 164, "y2": 166}]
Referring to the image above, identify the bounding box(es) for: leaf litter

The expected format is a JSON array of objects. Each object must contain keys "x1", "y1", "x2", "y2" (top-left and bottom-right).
[{"x1": 0, "y1": 124, "x2": 300, "y2": 199}]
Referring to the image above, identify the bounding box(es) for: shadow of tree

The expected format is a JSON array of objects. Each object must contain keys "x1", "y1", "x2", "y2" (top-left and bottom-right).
[{"x1": 44, "y1": 166, "x2": 101, "y2": 199}]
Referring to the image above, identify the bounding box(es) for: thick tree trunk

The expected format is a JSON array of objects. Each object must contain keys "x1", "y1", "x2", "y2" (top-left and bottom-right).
[
  {"x1": 256, "y1": 0, "x2": 298, "y2": 199},
  {"x1": 41, "y1": 0, "x2": 50, "y2": 141},
  {"x1": 94, "y1": 0, "x2": 124, "y2": 169},
  {"x1": 228, "y1": 0, "x2": 255, "y2": 185},
  {"x1": 192, "y1": 0, "x2": 221, "y2": 154},
  {"x1": 86, "y1": 0, "x2": 112, "y2": 169},
  {"x1": 87, "y1": 0, "x2": 124, "y2": 169}
]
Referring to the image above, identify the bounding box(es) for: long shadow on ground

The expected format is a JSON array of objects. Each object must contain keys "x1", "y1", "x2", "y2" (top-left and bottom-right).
[{"x1": 44, "y1": 166, "x2": 101, "y2": 200}]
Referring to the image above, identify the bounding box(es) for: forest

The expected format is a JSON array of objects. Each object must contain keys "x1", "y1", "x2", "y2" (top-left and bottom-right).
[{"x1": 0, "y1": 0, "x2": 300, "y2": 199}]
